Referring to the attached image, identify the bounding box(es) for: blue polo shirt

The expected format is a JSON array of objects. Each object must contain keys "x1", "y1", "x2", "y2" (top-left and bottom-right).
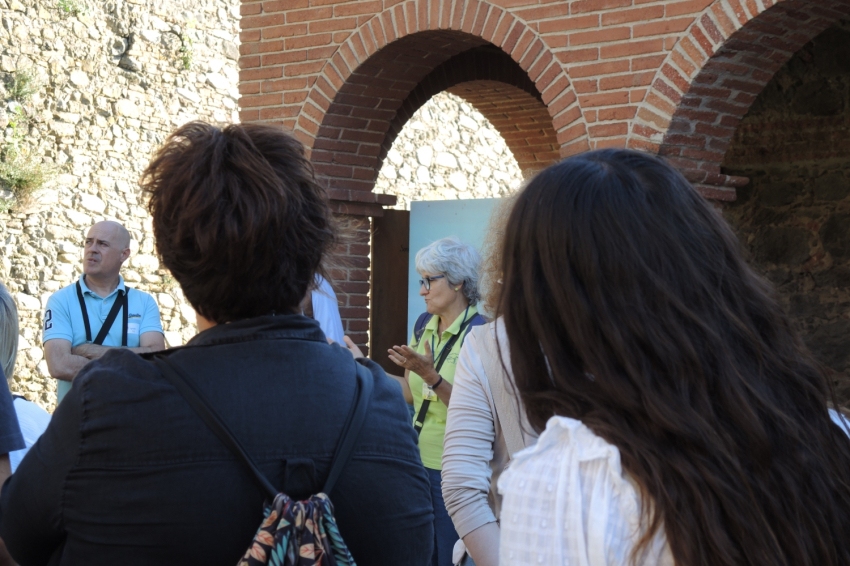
[{"x1": 43, "y1": 276, "x2": 163, "y2": 403}]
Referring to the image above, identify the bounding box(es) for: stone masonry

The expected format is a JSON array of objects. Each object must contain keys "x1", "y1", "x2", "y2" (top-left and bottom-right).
[
  {"x1": 374, "y1": 91, "x2": 523, "y2": 210},
  {"x1": 0, "y1": 0, "x2": 241, "y2": 410},
  {"x1": 0, "y1": 0, "x2": 521, "y2": 410}
]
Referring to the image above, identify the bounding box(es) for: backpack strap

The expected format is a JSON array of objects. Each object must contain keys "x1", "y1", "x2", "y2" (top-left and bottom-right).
[
  {"x1": 322, "y1": 361, "x2": 373, "y2": 494},
  {"x1": 153, "y1": 353, "x2": 373, "y2": 500},
  {"x1": 413, "y1": 312, "x2": 432, "y2": 346}
]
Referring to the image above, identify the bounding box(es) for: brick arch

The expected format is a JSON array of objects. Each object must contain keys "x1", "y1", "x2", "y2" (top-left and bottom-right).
[
  {"x1": 381, "y1": 46, "x2": 562, "y2": 177},
  {"x1": 295, "y1": 0, "x2": 586, "y2": 214},
  {"x1": 628, "y1": 0, "x2": 850, "y2": 200}
]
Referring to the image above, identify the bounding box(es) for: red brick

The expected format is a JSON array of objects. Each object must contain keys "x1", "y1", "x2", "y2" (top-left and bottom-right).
[
  {"x1": 516, "y1": 2, "x2": 570, "y2": 22},
  {"x1": 481, "y1": 7, "x2": 505, "y2": 43},
  {"x1": 652, "y1": 77, "x2": 683, "y2": 104},
  {"x1": 599, "y1": 70, "x2": 655, "y2": 90},
  {"x1": 602, "y1": 5, "x2": 664, "y2": 25},
  {"x1": 284, "y1": 60, "x2": 326, "y2": 77},
  {"x1": 633, "y1": 17, "x2": 694, "y2": 37},
  {"x1": 630, "y1": 88, "x2": 648, "y2": 103},
  {"x1": 579, "y1": 91, "x2": 631, "y2": 108},
  {"x1": 540, "y1": 74, "x2": 570, "y2": 104},
  {"x1": 286, "y1": 8, "x2": 332, "y2": 25},
  {"x1": 600, "y1": 38, "x2": 663, "y2": 59},
  {"x1": 381, "y1": 10, "x2": 397, "y2": 44},
  {"x1": 700, "y1": 13, "x2": 724, "y2": 44},
  {"x1": 557, "y1": 47, "x2": 599, "y2": 64},
  {"x1": 308, "y1": 17, "x2": 357, "y2": 34},
  {"x1": 240, "y1": 66, "x2": 282, "y2": 81},
  {"x1": 573, "y1": 79, "x2": 598, "y2": 94},
  {"x1": 557, "y1": 122, "x2": 589, "y2": 145},
  {"x1": 690, "y1": 24, "x2": 715, "y2": 56},
  {"x1": 588, "y1": 122, "x2": 629, "y2": 137},
  {"x1": 570, "y1": 25, "x2": 631, "y2": 46},
  {"x1": 262, "y1": 77, "x2": 308, "y2": 93},
  {"x1": 264, "y1": 0, "x2": 307, "y2": 11},
  {"x1": 538, "y1": 13, "x2": 598, "y2": 34},
  {"x1": 666, "y1": 0, "x2": 714, "y2": 18},
  {"x1": 571, "y1": 59, "x2": 630, "y2": 78},
  {"x1": 501, "y1": 21, "x2": 525, "y2": 52},
  {"x1": 239, "y1": 82, "x2": 261, "y2": 95},
  {"x1": 598, "y1": 105, "x2": 637, "y2": 121},
  {"x1": 679, "y1": 36, "x2": 708, "y2": 67},
  {"x1": 241, "y1": 13, "x2": 285, "y2": 29},
  {"x1": 262, "y1": 50, "x2": 306, "y2": 66},
  {"x1": 240, "y1": 29, "x2": 261, "y2": 42},
  {"x1": 450, "y1": 0, "x2": 465, "y2": 28},
  {"x1": 471, "y1": 3, "x2": 491, "y2": 36},
  {"x1": 644, "y1": 91, "x2": 677, "y2": 116},
  {"x1": 240, "y1": 93, "x2": 283, "y2": 108},
  {"x1": 334, "y1": 1, "x2": 381, "y2": 17},
  {"x1": 438, "y1": 0, "x2": 451, "y2": 28},
  {"x1": 711, "y1": 3, "x2": 738, "y2": 36},
  {"x1": 661, "y1": 63, "x2": 691, "y2": 92},
  {"x1": 241, "y1": 40, "x2": 278, "y2": 55},
  {"x1": 241, "y1": 3, "x2": 261, "y2": 16},
  {"x1": 258, "y1": 106, "x2": 299, "y2": 119},
  {"x1": 490, "y1": 10, "x2": 514, "y2": 46},
  {"x1": 240, "y1": 109, "x2": 259, "y2": 122},
  {"x1": 284, "y1": 33, "x2": 331, "y2": 50},
  {"x1": 571, "y1": 0, "x2": 631, "y2": 15}
]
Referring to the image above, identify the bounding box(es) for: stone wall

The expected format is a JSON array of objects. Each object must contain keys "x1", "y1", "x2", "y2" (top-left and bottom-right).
[
  {"x1": 722, "y1": 23, "x2": 850, "y2": 402},
  {"x1": 0, "y1": 0, "x2": 240, "y2": 410},
  {"x1": 374, "y1": 92, "x2": 523, "y2": 210},
  {"x1": 0, "y1": 1, "x2": 522, "y2": 410}
]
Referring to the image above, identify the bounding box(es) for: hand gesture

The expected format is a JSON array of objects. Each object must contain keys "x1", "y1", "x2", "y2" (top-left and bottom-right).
[{"x1": 388, "y1": 342, "x2": 440, "y2": 386}]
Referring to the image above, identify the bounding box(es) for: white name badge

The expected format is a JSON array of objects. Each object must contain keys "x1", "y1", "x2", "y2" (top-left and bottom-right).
[
  {"x1": 422, "y1": 382, "x2": 438, "y2": 401},
  {"x1": 128, "y1": 322, "x2": 140, "y2": 335}
]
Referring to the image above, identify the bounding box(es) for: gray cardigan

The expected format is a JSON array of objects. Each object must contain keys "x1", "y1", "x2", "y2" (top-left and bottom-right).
[{"x1": 442, "y1": 321, "x2": 536, "y2": 539}]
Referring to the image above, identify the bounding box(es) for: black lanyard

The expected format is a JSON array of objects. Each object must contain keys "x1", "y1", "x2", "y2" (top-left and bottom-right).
[
  {"x1": 75, "y1": 280, "x2": 129, "y2": 346},
  {"x1": 413, "y1": 312, "x2": 478, "y2": 440}
]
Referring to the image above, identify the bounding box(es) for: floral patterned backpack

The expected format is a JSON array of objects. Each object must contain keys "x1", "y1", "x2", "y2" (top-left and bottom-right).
[{"x1": 156, "y1": 355, "x2": 373, "y2": 566}]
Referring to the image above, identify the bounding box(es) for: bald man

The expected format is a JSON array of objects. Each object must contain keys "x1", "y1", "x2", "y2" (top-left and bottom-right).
[{"x1": 43, "y1": 221, "x2": 165, "y2": 404}]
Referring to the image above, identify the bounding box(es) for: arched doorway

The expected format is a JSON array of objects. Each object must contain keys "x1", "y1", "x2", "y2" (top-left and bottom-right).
[
  {"x1": 629, "y1": 0, "x2": 850, "y2": 401},
  {"x1": 298, "y1": 19, "x2": 581, "y2": 353},
  {"x1": 722, "y1": 22, "x2": 850, "y2": 401},
  {"x1": 629, "y1": 0, "x2": 850, "y2": 199}
]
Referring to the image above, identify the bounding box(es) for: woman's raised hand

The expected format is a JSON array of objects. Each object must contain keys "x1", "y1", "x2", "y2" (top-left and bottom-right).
[{"x1": 388, "y1": 342, "x2": 439, "y2": 385}]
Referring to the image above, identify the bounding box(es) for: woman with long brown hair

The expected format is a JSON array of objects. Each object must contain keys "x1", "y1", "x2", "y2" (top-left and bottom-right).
[{"x1": 496, "y1": 149, "x2": 850, "y2": 565}]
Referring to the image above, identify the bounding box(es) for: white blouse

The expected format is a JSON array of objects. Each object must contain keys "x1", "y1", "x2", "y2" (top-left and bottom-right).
[
  {"x1": 499, "y1": 411, "x2": 850, "y2": 566},
  {"x1": 497, "y1": 416, "x2": 674, "y2": 566}
]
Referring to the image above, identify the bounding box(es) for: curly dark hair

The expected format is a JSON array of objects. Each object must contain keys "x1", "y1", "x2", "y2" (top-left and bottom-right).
[
  {"x1": 141, "y1": 122, "x2": 336, "y2": 323},
  {"x1": 498, "y1": 149, "x2": 850, "y2": 566}
]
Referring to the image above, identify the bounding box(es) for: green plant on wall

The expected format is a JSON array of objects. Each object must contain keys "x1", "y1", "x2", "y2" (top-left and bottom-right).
[
  {"x1": 0, "y1": 71, "x2": 52, "y2": 212},
  {"x1": 179, "y1": 34, "x2": 193, "y2": 70},
  {"x1": 57, "y1": 0, "x2": 86, "y2": 17},
  {"x1": 6, "y1": 69, "x2": 39, "y2": 102}
]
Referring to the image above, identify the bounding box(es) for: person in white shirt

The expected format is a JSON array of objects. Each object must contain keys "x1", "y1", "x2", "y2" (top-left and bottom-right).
[
  {"x1": 309, "y1": 275, "x2": 345, "y2": 344},
  {"x1": 495, "y1": 149, "x2": 850, "y2": 566}
]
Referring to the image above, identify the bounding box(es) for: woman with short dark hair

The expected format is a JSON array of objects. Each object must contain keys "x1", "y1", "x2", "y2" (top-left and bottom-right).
[
  {"x1": 0, "y1": 122, "x2": 433, "y2": 565},
  {"x1": 497, "y1": 149, "x2": 850, "y2": 565}
]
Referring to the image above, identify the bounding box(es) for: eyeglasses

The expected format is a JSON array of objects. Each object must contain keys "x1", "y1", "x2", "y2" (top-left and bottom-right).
[{"x1": 418, "y1": 275, "x2": 445, "y2": 291}]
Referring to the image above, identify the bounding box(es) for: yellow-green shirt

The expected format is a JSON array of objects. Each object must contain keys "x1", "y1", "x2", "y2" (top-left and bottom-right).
[{"x1": 409, "y1": 305, "x2": 479, "y2": 470}]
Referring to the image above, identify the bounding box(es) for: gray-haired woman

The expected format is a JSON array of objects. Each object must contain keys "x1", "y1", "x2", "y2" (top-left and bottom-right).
[{"x1": 387, "y1": 236, "x2": 486, "y2": 566}]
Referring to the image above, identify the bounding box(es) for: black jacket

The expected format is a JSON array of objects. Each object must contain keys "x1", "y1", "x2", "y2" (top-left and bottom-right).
[{"x1": 0, "y1": 314, "x2": 433, "y2": 565}]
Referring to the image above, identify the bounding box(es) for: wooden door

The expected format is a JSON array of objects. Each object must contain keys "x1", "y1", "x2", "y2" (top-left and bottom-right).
[{"x1": 371, "y1": 210, "x2": 410, "y2": 375}]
